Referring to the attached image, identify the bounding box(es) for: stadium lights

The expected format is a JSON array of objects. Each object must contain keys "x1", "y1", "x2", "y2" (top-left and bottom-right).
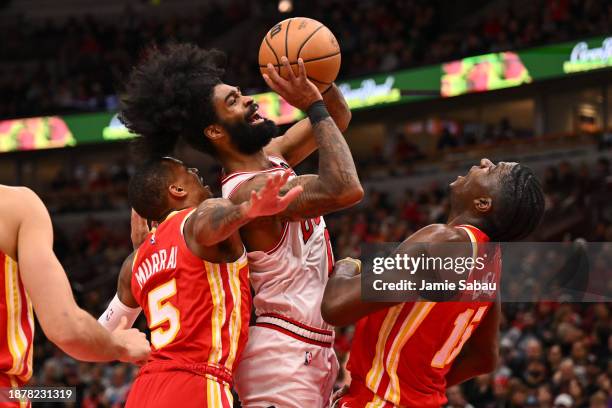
[{"x1": 278, "y1": 0, "x2": 293, "y2": 13}]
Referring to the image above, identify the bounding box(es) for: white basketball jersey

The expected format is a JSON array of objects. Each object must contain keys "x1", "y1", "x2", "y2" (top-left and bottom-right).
[{"x1": 221, "y1": 156, "x2": 335, "y2": 330}]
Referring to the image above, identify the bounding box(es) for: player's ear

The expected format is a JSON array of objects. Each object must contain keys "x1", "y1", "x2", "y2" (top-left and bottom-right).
[
  {"x1": 204, "y1": 124, "x2": 223, "y2": 141},
  {"x1": 473, "y1": 197, "x2": 492, "y2": 213},
  {"x1": 168, "y1": 184, "x2": 187, "y2": 199}
]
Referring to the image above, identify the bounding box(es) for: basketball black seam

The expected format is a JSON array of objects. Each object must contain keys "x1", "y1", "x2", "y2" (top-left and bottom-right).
[
  {"x1": 258, "y1": 51, "x2": 341, "y2": 68},
  {"x1": 285, "y1": 18, "x2": 291, "y2": 59},
  {"x1": 296, "y1": 24, "x2": 325, "y2": 60},
  {"x1": 307, "y1": 76, "x2": 332, "y2": 85},
  {"x1": 264, "y1": 36, "x2": 281, "y2": 74}
]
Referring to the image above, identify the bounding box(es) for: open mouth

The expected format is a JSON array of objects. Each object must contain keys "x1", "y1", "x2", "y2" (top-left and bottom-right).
[{"x1": 247, "y1": 105, "x2": 265, "y2": 125}]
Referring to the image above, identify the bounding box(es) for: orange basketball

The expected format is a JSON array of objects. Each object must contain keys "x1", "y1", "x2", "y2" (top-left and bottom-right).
[{"x1": 259, "y1": 17, "x2": 341, "y2": 93}]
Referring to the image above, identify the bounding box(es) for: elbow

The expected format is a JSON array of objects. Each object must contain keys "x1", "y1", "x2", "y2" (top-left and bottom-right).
[
  {"x1": 196, "y1": 235, "x2": 218, "y2": 248},
  {"x1": 46, "y1": 323, "x2": 83, "y2": 351},
  {"x1": 321, "y1": 302, "x2": 343, "y2": 327},
  {"x1": 194, "y1": 224, "x2": 222, "y2": 247},
  {"x1": 43, "y1": 309, "x2": 86, "y2": 351},
  {"x1": 336, "y1": 184, "x2": 364, "y2": 207},
  {"x1": 336, "y1": 110, "x2": 352, "y2": 133}
]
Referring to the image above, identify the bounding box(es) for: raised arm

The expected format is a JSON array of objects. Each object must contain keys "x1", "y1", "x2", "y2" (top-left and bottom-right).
[
  {"x1": 13, "y1": 187, "x2": 150, "y2": 363},
  {"x1": 186, "y1": 170, "x2": 302, "y2": 247},
  {"x1": 234, "y1": 59, "x2": 362, "y2": 221},
  {"x1": 264, "y1": 82, "x2": 351, "y2": 167}
]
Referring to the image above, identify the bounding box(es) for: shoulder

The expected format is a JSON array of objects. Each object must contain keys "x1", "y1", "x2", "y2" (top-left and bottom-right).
[
  {"x1": 0, "y1": 185, "x2": 40, "y2": 206},
  {"x1": 0, "y1": 185, "x2": 49, "y2": 228},
  {"x1": 408, "y1": 224, "x2": 470, "y2": 243}
]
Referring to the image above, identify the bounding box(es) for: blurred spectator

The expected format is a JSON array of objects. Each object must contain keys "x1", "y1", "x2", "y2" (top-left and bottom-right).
[{"x1": 2, "y1": 0, "x2": 612, "y2": 118}]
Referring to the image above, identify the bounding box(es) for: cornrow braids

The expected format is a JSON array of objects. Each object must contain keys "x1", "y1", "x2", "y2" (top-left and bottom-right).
[{"x1": 489, "y1": 164, "x2": 545, "y2": 241}]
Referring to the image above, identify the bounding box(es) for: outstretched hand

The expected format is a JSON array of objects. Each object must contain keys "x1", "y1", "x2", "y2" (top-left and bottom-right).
[
  {"x1": 244, "y1": 169, "x2": 303, "y2": 218},
  {"x1": 262, "y1": 57, "x2": 322, "y2": 111}
]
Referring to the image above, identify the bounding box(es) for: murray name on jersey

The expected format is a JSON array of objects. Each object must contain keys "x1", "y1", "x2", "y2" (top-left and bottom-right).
[{"x1": 135, "y1": 246, "x2": 179, "y2": 289}]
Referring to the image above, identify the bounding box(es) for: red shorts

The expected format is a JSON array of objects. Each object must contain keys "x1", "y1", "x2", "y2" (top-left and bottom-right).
[
  {"x1": 335, "y1": 381, "x2": 395, "y2": 408},
  {"x1": 0, "y1": 375, "x2": 30, "y2": 408},
  {"x1": 125, "y1": 361, "x2": 233, "y2": 408}
]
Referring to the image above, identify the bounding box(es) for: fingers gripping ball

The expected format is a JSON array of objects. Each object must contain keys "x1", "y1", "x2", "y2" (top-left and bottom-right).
[{"x1": 259, "y1": 17, "x2": 341, "y2": 92}]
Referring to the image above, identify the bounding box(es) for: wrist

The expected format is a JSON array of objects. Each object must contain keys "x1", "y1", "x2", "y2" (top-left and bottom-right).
[
  {"x1": 240, "y1": 201, "x2": 255, "y2": 221},
  {"x1": 111, "y1": 335, "x2": 128, "y2": 361},
  {"x1": 321, "y1": 83, "x2": 335, "y2": 95},
  {"x1": 306, "y1": 100, "x2": 330, "y2": 125}
]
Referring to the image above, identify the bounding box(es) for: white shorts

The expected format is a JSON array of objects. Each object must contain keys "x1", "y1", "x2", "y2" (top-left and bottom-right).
[{"x1": 234, "y1": 316, "x2": 339, "y2": 408}]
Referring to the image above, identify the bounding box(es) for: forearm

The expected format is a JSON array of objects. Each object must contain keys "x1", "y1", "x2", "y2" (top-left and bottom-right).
[
  {"x1": 322, "y1": 261, "x2": 396, "y2": 326},
  {"x1": 310, "y1": 109, "x2": 362, "y2": 202},
  {"x1": 321, "y1": 272, "x2": 361, "y2": 326},
  {"x1": 49, "y1": 307, "x2": 126, "y2": 362},
  {"x1": 322, "y1": 84, "x2": 351, "y2": 132},
  {"x1": 193, "y1": 199, "x2": 252, "y2": 247}
]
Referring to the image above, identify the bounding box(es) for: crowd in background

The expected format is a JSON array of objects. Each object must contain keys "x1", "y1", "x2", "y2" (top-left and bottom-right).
[{"x1": 1, "y1": 0, "x2": 612, "y2": 118}]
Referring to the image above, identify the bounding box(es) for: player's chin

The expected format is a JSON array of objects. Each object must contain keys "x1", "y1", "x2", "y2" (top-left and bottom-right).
[{"x1": 450, "y1": 175, "x2": 466, "y2": 187}]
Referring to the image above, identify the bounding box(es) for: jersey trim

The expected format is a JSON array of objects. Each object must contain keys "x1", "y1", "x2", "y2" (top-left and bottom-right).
[
  {"x1": 205, "y1": 261, "x2": 226, "y2": 365},
  {"x1": 255, "y1": 314, "x2": 334, "y2": 347},
  {"x1": 456, "y1": 225, "x2": 479, "y2": 255},
  {"x1": 221, "y1": 154, "x2": 289, "y2": 185},
  {"x1": 180, "y1": 208, "x2": 198, "y2": 237},
  {"x1": 382, "y1": 302, "x2": 436, "y2": 404},
  {"x1": 3, "y1": 254, "x2": 33, "y2": 383},
  {"x1": 365, "y1": 305, "x2": 403, "y2": 392},
  {"x1": 265, "y1": 222, "x2": 290, "y2": 255},
  {"x1": 224, "y1": 260, "x2": 246, "y2": 370},
  {"x1": 221, "y1": 166, "x2": 284, "y2": 186},
  {"x1": 260, "y1": 313, "x2": 333, "y2": 335}
]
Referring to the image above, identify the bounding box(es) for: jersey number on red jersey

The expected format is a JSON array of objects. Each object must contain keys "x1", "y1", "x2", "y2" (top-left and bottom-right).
[
  {"x1": 431, "y1": 305, "x2": 488, "y2": 368},
  {"x1": 147, "y1": 279, "x2": 181, "y2": 350}
]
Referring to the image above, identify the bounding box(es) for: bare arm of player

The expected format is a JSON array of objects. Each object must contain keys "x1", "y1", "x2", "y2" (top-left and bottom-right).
[
  {"x1": 98, "y1": 253, "x2": 141, "y2": 331},
  {"x1": 14, "y1": 187, "x2": 150, "y2": 363},
  {"x1": 186, "y1": 170, "x2": 303, "y2": 247},
  {"x1": 235, "y1": 59, "x2": 363, "y2": 221},
  {"x1": 321, "y1": 258, "x2": 398, "y2": 326},
  {"x1": 130, "y1": 209, "x2": 151, "y2": 250},
  {"x1": 264, "y1": 80, "x2": 351, "y2": 167},
  {"x1": 445, "y1": 300, "x2": 501, "y2": 386},
  {"x1": 321, "y1": 224, "x2": 469, "y2": 326}
]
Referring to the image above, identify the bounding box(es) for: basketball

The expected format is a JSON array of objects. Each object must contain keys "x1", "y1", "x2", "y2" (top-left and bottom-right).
[{"x1": 259, "y1": 17, "x2": 341, "y2": 93}]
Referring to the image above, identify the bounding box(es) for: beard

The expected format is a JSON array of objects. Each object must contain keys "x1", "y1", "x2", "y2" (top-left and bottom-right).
[{"x1": 223, "y1": 118, "x2": 279, "y2": 155}]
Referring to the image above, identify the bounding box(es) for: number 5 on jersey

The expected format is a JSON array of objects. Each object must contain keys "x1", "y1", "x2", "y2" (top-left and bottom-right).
[{"x1": 148, "y1": 279, "x2": 180, "y2": 349}]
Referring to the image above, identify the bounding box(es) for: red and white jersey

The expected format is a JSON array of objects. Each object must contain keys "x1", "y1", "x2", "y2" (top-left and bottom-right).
[
  {"x1": 221, "y1": 156, "x2": 334, "y2": 331},
  {"x1": 0, "y1": 251, "x2": 34, "y2": 387},
  {"x1": 346, "y1": 225, "x2": 501, "y2": 408},
  {"x1": 131, "y1": 209, "x2": 250, "y2": 380}
]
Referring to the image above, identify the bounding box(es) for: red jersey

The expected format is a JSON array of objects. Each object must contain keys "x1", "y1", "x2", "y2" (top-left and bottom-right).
[
  {"x1": 346, "y1": 225, "x2": 501, "y2": 407},
  {"x1": 0, "y1": 251, "x2": 34, "y2": 388},
  {"x1": 131, "y1": 209, "x2": 250, "y2": 382}
]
